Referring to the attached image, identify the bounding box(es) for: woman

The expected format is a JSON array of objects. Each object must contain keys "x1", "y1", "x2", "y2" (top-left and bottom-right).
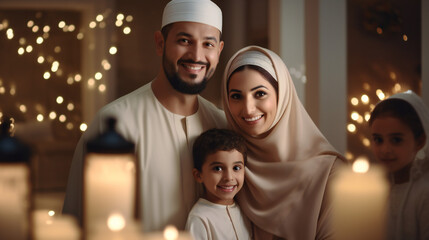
[{"x1": 222, "y1": 46, "x2": 346, "y2": 239}]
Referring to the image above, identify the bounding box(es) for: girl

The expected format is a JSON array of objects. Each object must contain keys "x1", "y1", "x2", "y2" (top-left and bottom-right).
[
  {"x1": 222, "y1": 46, "x2": 346, "y2": 239},
  {"x1": 369, "y1": 91, "x2": 429, "y2": 240}
]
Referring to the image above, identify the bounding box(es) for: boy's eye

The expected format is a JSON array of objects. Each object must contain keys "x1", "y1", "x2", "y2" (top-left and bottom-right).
[
  {"x1": 233, "y1": 165, "x2": 242, "y2": 171},
  {"x1": 212, "y1": 166, "x2": 222, "y2": 172}
]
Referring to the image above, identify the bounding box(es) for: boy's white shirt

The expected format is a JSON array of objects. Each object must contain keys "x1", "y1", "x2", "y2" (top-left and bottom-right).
[{"x1": 185, "y1": 198, "x2": 252, "y2": 240}]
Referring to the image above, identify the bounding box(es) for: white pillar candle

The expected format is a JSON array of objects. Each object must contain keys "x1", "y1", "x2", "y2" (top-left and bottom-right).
[
  {"x1": 84, "y1": 153, "x2": 136, "y2": 234},
  {"x1": 0, "y1": 163, "x2": 30, "y2": 240},
  {"x1": 330, "y1": 159, "x2": 389, "y2": 240}
]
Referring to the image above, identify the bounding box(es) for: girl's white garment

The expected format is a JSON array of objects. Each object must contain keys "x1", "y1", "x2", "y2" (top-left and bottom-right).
[{"x1": 386, "y1": 91, "x2": 429, "y2": 240}]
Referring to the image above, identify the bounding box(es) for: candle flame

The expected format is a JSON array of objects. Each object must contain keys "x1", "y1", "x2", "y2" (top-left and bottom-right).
[
  {"x1": 107, "y1": 213, "x2": 126, "y2": 232},
  {"x1": 352, "y1": 158, "x2": 369, "y2": 173},
  {"x1": 163, "y1": 225, "x2": 179, "y2": 240}
]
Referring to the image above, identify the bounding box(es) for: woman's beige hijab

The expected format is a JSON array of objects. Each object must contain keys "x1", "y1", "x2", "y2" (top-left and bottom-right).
[{"x1": 222, "y1": 46, "x2": 345, "y2": 239}]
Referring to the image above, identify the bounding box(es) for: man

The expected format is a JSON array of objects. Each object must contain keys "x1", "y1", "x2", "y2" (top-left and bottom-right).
[{"x1": 62, "y1": 0, "x2": 226, "y2": 231}]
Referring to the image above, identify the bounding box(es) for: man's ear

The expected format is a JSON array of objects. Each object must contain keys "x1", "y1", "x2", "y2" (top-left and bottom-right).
[
  {"x1": 192, "y1": 168, "x2": 203, "y2": 183},
  {"x1": 154, "y1": 30, "x2": 164, "y2": 57}
]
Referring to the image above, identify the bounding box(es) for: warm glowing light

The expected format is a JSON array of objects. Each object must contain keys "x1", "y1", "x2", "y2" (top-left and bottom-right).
[
  {"x1": 18, "y1": 47, "x2": 25, "y2": 55},
  {"x1": 51, "y1": 61, "x2": 59, "y2": 72},
  {"x1": 58, "y1": 21, "x2": 66, "y2": 28},
  {"x1": 27, "y1": 20, "x2": 34, "y2": 28},
  {"x1": 364, "y1": 112, "x2": 371, "y2": 122},
  {"x1": 67, "y1": 76, "x2": 74, "y2": 85},
  {"x1": 43, "y1": 25, "x2": 50, "y2": 33},
  {"x1": 362, "y1": 138, "x2": 370, "y2": 147},
  {"x1": 115, "y1": 20, "x2": 123, "y2": 27},
  {"x1": 10, "y1": 86, "x2": 16, "y2": 96},
  {"x1": 36, "y1": 37, "x2": 44, "y2": 44},
  {"x1": 351, "y1": 97, "x2": 359, "y2": 106},
  {"x1": 6, "y1": 28, "x2": 14, "y2": 39},
  {"x1": 126, "y1": 15, "x2": 133, "y2": 22},
  {"x1": 98, "y1": 84, "x2": 106, "y2": 92},
  {"x1": 363, "y1": 82, "x2": 370, "y2": 91},
  {"x1": 376, "y1": 89, "x2": 385, "y2": 100},
  {"x1": 56, "y1": 96, "x2": 64, "y2": 104},
  {"x1": 123, "y1": 27, "x2": 131, "y2": 34},
  {"x1": 59, "y1": 114, "x2": 67, "y2": 122},
  {"x1": 32, "y1": 25, "x2": 39, "y2": 33},
  {"x1": 89, "y1": 21, "x2": 97, "y2": 28},
  {"x1": 66, "y1": 122, "x2": 74, "y2": 130},
  {"x1": 43, "y1": 72, "x2": 51, "y2": 79},
  {"x1": 361, "y1": 94, "x2": 369, "y2": 104},
  {"x1": 37, "y1": 114, "x2": 44, "y2": 122},
  {"x1": 96, "y1": 14, "x2": 104, "y2": 22},
  {"x1": 19, "y1": 38, "x2": 26, "y2": 45},
  {"x1": 99, "y1": 22, "x2": 106, "y2": 29},
  {"x1": 77, "y1": 32, "x2": 84, "y2": 40},
  {"x1": 48, "y1": 210, "x2": 55, "y2": 217},
  {"x1": 95, "y1": 72, "x2": 103, "y2": 80},
  {"x1": 109, "y1": 46, "x2": 118, "y2": 55},
  {"x1": 402, "y1": 34, "x2": 408, "y2": 41},
  {"x1": 394, "y1": 83, "x2": 401, "y2": 92},
  {"x1": 347, "y1": 123, "x2": 356, "y2": 133},
  {"x1": 117, "y1": 13, "x2": 125, "y2": 20},
  {"x1": 351, "y1": 111, "x2": 359, "y2": 121},
  {"x1": 37, "y1": 56, "x2": 45, "y2": 64},
  {"x1": 26, "y1": 45, "x2": 33, "y2": 52},
  {"x1": 67, "y1": 103, "x2": 75, "y2": 111},
  {"x1": 390, "y1": 72, "x2": 396, "y2": 80},
  {"x1": 68, "y1": 25, "x2": 75, "y2": 32},
  {"x1": 163, "y1": 225, "x2": 179, "y2": 240},
  {"x1": 102, "y1": 59, "x2": 111, "y2": 70},
  {"x1": 80, "y1": 123, "x2": 88, "y2": 132},
  {"x1": 107, "y1": 213, "x2": 126, "y2": 232},
  {"x1": 54, "y1": 46, "x2": 61, "y2": 53},
  {"x1": 19, "y1": 104, "x2": 27, "y2": 113},
  {"x1": 352, "y1": 157, "x2": 370, "y2": 173},
  {"x1": 0, "y1": 87, "x2": 5, "y2": 94},
  {"x1": 376, "y1": 27, "x2": 383, "y2": 34},
  {"x1": 74, "y1": 74, "x2": 82, "y2": 82},
  {"x1": 88, "y1": 78, "x2": 95, "y2": 88},
  {"x1": 49, "y1": 111, "x2": 57, "y2": 119},
  {"x1": 345, "y1": 152, "x2": 354, "y2": 161}
]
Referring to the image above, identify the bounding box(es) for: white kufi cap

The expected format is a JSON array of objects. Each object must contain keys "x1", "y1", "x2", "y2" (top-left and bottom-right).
[{"x1": 162, "y1": 0, "x2": 222, "y2": 32}]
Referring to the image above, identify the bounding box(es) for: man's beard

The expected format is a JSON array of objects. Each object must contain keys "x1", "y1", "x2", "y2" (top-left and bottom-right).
[{"x1": 162, "y1": 53, "x2": 212, "y2": 95}]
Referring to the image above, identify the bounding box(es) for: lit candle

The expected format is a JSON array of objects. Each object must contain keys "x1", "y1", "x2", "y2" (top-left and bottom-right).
[
  {"x1": 0, "y1": 164, "x2": 30, "y2": 240},
  {"x1": 0, "y1": 118, "x2": 32, "y2": 240},
  {"x1": 83, "y1": 117, "x2": 137, "y2": 235},
  {"x1": 87, "y1": 214, "x2": 142, "y2": 240},
  {"x1": 330, "y1": 158, "x2": 389, "y2": 240},
  {"x1": 84, "y1": 153, "x2": 136, "y2": 232}
]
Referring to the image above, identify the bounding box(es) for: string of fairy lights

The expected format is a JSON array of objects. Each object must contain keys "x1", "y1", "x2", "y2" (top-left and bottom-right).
[{"x1": 0, "y1": 9, "x2": 133, "y2": 135}]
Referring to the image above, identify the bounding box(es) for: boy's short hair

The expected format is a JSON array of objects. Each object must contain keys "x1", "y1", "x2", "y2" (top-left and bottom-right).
[{"x1": 193, "y1": 128, "x2": 247, "y2": 171}]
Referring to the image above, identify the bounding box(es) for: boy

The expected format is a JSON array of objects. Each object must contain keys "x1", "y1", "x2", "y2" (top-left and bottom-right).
[{"x1": 186, "y1": 128, "x2": 253, "y2": 240}]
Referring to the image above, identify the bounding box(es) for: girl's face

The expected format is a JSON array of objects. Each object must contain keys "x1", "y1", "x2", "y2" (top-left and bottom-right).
[
  {"x1": 228, "y1": 68, "x2": 277, "y2": 137},
  {"x1": 370, "y1": 116, "x2": 425, "y2": 173}
]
